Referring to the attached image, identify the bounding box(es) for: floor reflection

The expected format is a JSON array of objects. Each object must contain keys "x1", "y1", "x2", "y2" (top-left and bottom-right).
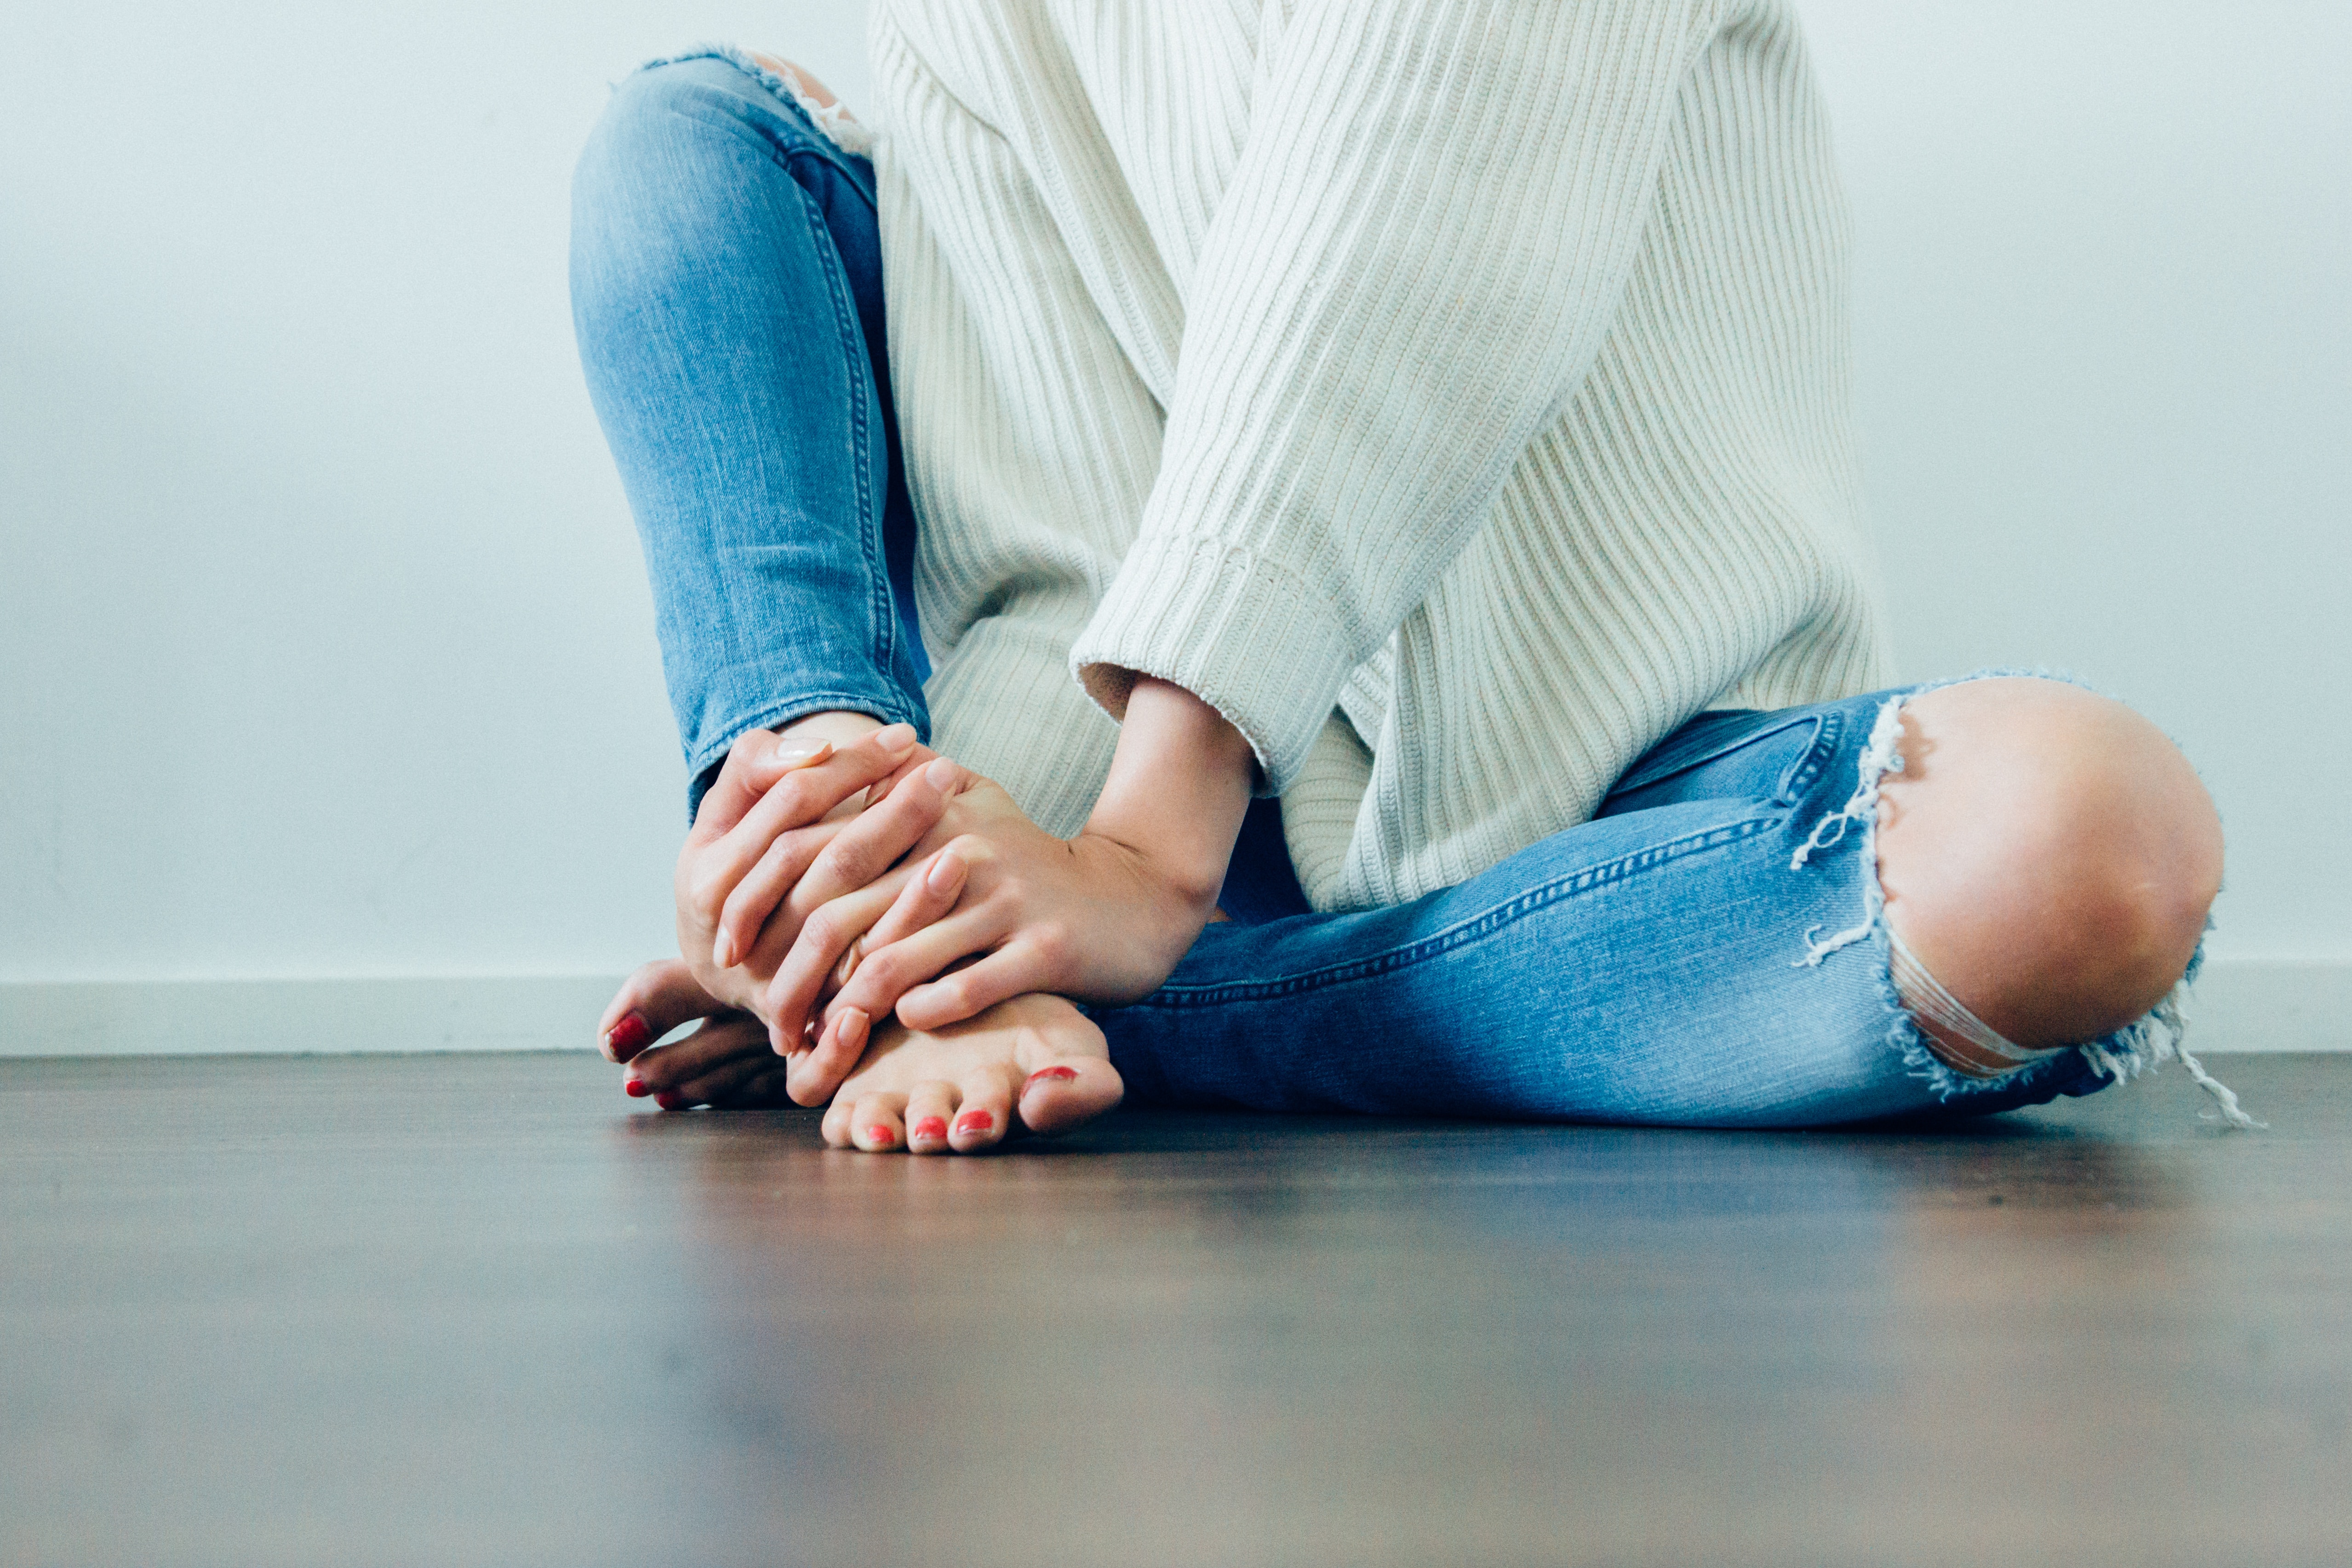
[{"x1": 606, "y1": 1085, "x2": 2331, "y2": 1566}]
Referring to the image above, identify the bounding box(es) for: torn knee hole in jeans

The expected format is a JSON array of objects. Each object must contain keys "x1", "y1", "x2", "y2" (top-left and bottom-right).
[
  {"x1": 1788, "y1": 680, "x2": 2262, "y2": 1130},
  {"x1": 634, "y1": 43, "x2": 876, "y2": 157}
]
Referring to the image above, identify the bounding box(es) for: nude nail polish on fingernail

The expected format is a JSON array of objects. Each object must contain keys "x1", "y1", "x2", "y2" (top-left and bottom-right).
[
  {"x1": 923, "y1": 757, "x2": 958, "y2": 789},
  {"x1": 712, "y1": 932, "x2": 734, "y2": 969},
  {"x1": 876, "y1": 723, "x2": 917, "y2": 754},
  {"x1": 839, "y1": 1007, "x2": 870, "y2": 1047},
  {"x1": 927, "y1": 853, "x2": 961, "y2": 893}
]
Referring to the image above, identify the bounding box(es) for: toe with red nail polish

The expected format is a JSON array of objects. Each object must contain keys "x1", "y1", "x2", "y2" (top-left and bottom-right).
[
  {"x1": 1024, "y1": 1066, "x2": 1078, "y2": 1087},
  {"x1": 624, "y1": 1078, "x2": 652, "y2": 1099},
  {"x1": 655, "y1": 1091, "x2": 685, "y2": 1111},
  {"x1": 913, "y1": 1116, "x2": 949, "y2": 1140},
  {"x1": 607, "y1": 1013, "x2": 651, "y2": 1056},
  {"x1": 955, "y1": 1111, "x2": 994, "y2": 1136}
]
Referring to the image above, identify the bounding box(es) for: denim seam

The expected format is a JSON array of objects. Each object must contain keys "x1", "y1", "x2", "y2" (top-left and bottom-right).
[
  {"x1": 767, "y1": 178, "x2": 907, "y2": 706},
  {"x1": 1773, "y1": 708, "x2": 1843, "y2": 806},
  {"x1": 1140, "y1": 814, "x2": 1782, "y2": 1008}
]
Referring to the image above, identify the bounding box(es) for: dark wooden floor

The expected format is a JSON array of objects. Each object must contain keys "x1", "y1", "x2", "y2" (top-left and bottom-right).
[{"x1": 2, "y1": 1053, "x2": 2347, "y2": 1568}]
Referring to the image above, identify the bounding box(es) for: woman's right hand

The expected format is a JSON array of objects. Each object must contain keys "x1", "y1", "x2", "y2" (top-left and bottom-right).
[{"x1": 673, "y1": 722, "x2": 972, "y2": 1036}]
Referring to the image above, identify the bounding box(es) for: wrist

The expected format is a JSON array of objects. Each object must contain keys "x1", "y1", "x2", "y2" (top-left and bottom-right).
[{"x1": 1081, "y1": 675, "x2": 1255, "y2": 910}]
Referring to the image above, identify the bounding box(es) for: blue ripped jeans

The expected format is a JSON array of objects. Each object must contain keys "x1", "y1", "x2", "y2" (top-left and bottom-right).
[{"x1": 571, "y1": 52, "x2": 2118, "y2": 1127}]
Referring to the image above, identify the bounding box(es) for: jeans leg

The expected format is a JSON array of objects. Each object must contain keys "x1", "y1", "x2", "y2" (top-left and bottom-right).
[
  {"x1": 570, "y1": 53, "x2": 926, "y2": 821},
  {"x1": 1100, "y1": 693, "x2": 2108, "y2": 1129}
]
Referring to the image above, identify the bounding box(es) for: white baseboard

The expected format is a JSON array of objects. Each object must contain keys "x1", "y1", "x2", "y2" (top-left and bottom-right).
[
  {"x1": 2176, "y1": 960, "x2": 2352, "y2": 1053},
  {"x1": 0, "y1": 961, "x2": 2342, "y2": 1058},
  {"x1": 0, "y1": 976, "x2": 626, "y2": 1057}
]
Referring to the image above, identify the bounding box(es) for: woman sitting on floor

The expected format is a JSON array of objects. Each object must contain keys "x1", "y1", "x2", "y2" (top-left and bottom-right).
[{"x1": 567, "y1": 1, "x2": 2242, "y2": 1153}]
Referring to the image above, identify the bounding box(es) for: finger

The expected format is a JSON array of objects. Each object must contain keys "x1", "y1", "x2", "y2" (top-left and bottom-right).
[
  {"x1": 692, "y1": 731, "x2": 837, "y2": 842},
  {"x1": 949, "y1": 1072, "x2": 1016, "y2": 1153},
  {"x1": 689, "y1": 729, "x2": 921, "y2": 927},
  {"x1": 598, "y1": 958, "x2": 726, "y2": 1062},
  {"x1": 893, "y1": 944, "x2": 1059, "y2": 1034},
  {"x1": 872, "y1": 748, "x2": 970, "y2": 806},
  {"x1": 761, "y1": 871, "x2": 918, "y2": 1052},
  {"x1": 712, "y1": 821, "x2": 841, "y2": 971},
  {"x1": 904, "y1": 1080, "x2": 958, "y2": 1154},
  {"x1": 791, "y1": 756, "x2": 963, "y2": 917},
  {"x1": 627, "y1": 1014, "x2": 769, "y2": 1096},
  {"x1": 786, "y1": 1003, "x2": 877, "y2": 1108},
  {"x1": 731, "y1": 724, "x2": 920, "y2": 848},
  {"x1": 848, "y1": 1092, "x2": 909, "y2": 1152},
  {"x1": 862, "y1": 847, "x2": 969, "y2": 954},
  {"x1": 832, "y1": 914, "x2": 1025, "y2": 1033}
]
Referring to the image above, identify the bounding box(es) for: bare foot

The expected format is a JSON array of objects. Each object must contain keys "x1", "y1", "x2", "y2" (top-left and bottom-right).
[{"x1": 820, "y1": 994, "x2": 1121, "y2": 1155}]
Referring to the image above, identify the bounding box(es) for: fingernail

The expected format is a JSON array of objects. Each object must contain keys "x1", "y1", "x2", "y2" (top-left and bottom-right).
[
  {"x1": 712, "y1": 931, "x2": 735, "y2": 969},
  {"x1": 1024, "y1": 1065, "x2": 1078, "y2": 1089},
  {"x1": 624, "y1": 1077, "x2": 652, "y2": 1098},
  {"x1": 923, "y1": 756, "x2": 958, "y2": 790},
  {"x1": 926, "y1": 851, "x2": 962, "y2": 894},
  {"x1": 655, "y1": 1091, "x2": 685, "y2": 1111},
  {"x1": 838, "y1": 1007, "x2": 870, "y2": 1050},
  {"x1": 955, "y1": 1110, "x2": 994, "y2": 1135},
  {"x1": 913, "y1": 1116, "x2": 949, "y2": 1140},
  {"x1": 866, "y1": 1124, "x2": 896, "y2": 1145},
  {"x1": 605, "y1": 1013, "x2": 651, "y2": 1056},
  {"x1": 774, "y1": 738, "x2": 831, "y2": 766},
  {"x1": 876, "y1": 723, "x2": 917, "y2": 754}
]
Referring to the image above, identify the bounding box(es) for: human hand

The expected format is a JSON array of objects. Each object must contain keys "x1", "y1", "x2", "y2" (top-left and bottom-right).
[
  {"x1": 674, "y1": 722, "x2": 973, "y2": 1027},
  {"x1": 757, "y1": 774, "x2": 1218, "y2": 1105}
]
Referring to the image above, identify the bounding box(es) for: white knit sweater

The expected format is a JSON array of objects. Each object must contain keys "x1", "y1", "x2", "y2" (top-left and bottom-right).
[{"x1": 865, "y1": 0, "x2": 1891, "y2": 913}]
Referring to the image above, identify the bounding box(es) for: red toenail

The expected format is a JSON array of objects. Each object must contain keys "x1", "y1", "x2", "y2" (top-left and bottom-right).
[
  {"x1": 867, "y1": 1124, "x2": 895, "y2": 1143},
  {"x1": 624, "y1": 1078, "x2": 652, "y2": 1098},
  {"x1": 655, "y1": 1091, "x2": 684, "y2": 1110},
  {"x1": 1025, "y1": 1066, "x2": 1079, "y2": 1087},
  {"x1": 913, "y1": 1116, "x2": 948, "y2": 1139},
  {"x1": 607, "y1": 1013, "x2": 651, "y2": 1055},
  {"x1": 956, "y1": 1111, "x2": 994, "y2": 1135}
]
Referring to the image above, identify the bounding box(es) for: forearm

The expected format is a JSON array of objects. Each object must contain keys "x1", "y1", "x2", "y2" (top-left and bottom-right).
[{"x1": 1081, "y1": 676, "x2": 1258, "y2": 915}]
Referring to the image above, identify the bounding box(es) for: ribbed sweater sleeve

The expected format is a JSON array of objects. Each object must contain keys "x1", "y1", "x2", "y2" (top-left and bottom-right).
[{"x1": 1069, "y1": 0, "x2": 1732, "y2": 794}]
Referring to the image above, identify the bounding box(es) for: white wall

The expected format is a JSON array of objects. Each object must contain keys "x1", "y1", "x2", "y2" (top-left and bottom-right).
[{"x1": 3, "y1": 5, "x2": 2346, "y2": 1013}]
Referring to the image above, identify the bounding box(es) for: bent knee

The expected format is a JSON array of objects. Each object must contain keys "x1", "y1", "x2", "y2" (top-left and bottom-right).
[{"x1": 1877, "y1": 677, "x2": 2221, "y2": 1052}]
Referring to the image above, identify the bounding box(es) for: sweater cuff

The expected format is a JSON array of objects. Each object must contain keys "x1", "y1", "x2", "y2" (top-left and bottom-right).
[{"x1": 1070, "y1": 533, "x2": 1356, "y2": 797}]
